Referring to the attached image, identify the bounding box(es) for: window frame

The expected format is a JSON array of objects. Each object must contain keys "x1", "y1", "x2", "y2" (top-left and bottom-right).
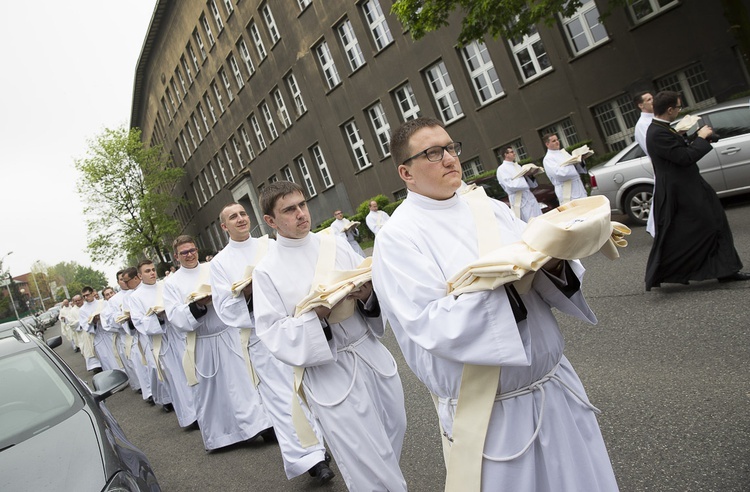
[
  {"x1": 344, "y1": 120, "x2": 372, "y2": 170},
  {"x1": 425, "y1": 60, "x2": 464, "y2": 124}
]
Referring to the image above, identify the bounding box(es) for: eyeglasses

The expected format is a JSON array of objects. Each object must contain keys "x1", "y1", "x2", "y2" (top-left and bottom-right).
[
  {"x1": 402, "y1": 142, "x2": 462, "y2": 165},
  {"x1": 177, "y1": 248, "x2": 198, "y2": 257}
]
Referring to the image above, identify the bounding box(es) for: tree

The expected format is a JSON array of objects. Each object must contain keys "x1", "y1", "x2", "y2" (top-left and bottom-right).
[
  {"x1": 48, "y1": 261, "x2": 108, "y2": 298},
  {"x1": 74, "y1": 265, "x2": 108, "y2": 291},
  {"x1": 390, "y1": 0, "x2": 622, "y2": 46},
  {"x1": 75, "y1": 126, "x2": 184, "y2": 264}
]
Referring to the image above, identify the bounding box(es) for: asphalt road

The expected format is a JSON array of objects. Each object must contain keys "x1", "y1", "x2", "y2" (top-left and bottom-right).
[{"x1": 52, "y1": 198, "x2": 750, "y2": 491}]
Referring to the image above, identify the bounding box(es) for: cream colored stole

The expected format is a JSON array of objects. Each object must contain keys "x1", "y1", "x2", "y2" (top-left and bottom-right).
[
  {"x1": 124, "y1": 334, "x2": 134, "y2": 359},
  {"x1": 183, "y1": 264, "x2": 211, "y2": 386},
  {"x1": 240, "y1": 235, "x2": 270, "y2": 387},
  {"x1": 150, "y1": 281, "x2": 166, "y2": 382},
  {"x1": 112, "y1": 333, "x2": 124, "y2": 368},
  {"x1": 444, "y1": 187, "x2": 504, "y2": 492},
  {"x1": 291, "y1": 233, "x2": 338, "y2": 448},
  {"x1": 562, "y1": 180, "x2": 573, "y2": 204},
  {"x1": 511, "y1": 163, "x2": 524, "y2": 219}
]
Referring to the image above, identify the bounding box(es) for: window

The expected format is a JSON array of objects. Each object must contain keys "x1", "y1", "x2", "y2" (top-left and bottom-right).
[
  {"x1": 222, "y1": 145, "x2": 237, "y2": 176},
  {"x1": 191, "y1": 113, "x2": 203, "y2": 141},
  {"x1": 199, "y1": 175, "x2": 209, "y2": 202},
  {"x1": 394, "y1": 83, "x2": 421, "y2": 121},
  {"x1": 161, "y1": 97, "x2": 172, "y2": 121},
  {"x1": 509, "y1": 26, "x2": 552, "y2": 82},
  {"x1": 231, "y1": 136, "x2": 246, "y2": 168},
  {"x1": 193, "y1": 181, "x2": 206, "y2": 206},
  {"x1": 269, "y1": 174, "x2": 279, "y2": 184},
  {"x1": 171, "y1": 79, "x2": 182, "y2": 106},
  {"x1": 237, "y1": 38, "x2": 256, "y2": 77},
  {"x1": 260, "y1": 101, "x2": 279, "y2": 140},
  {"x1": 228, "y1": 54, "x2": 245, "y2": 89},
  {"x1": 193, "y1": 29, "x2": 208, "y2": 61},
  {"x1": 297, "y1": 0, "x2": 311, "y2": 11},
  {"x1": 211, "y1": 80, "x2": 225, "y2": 113},
  {"x1": 239, "y1": 126, "x2": 257, "y2": 160},
  {"x1": 202, "y1": 169, "x2": 214, "y2": 197},
  {"x1": 461, "y1": 41, "x2": 503, "y2": 104},
  {"x1": 181, "y1": 55, "x2": 194, "y2": 84},
  {"x1": 426, "y1": 61, "x2": 463, "y2": 124},
  {"x1": 187, "y1": 122, "x2": 198, "y2": 150},
  {"x1": 249, "y1": 21, "x2": 267, "y2": 60},
  {"x1": 261, "y1": 4, "x2": 280, "y2": 44},
  {"x1": 203, "y1": 92, "x2": 218, "y2": 123},
  {"x1": 175, "y1": 67, "x2": 188, "y2": 94},
  {"x1": 209, "y1": 160, "x2": 222, "y2": 190},
  {"x1": 311, "y1": 145, "x2": 333, "y2": 188},
  {"x1": 296, "y1": 156, "x2": 317, "y2": 197},
  {"x1": 628, "y1": 0, "x2": 678, "y2": 23},
  {"x1": 540, "y1": 117, "x2": 580, "y2": 148},
  {"x1": 315, "y1": 41, "x2": 341, "y2": 90},
  {"x1": 250, "y1": 114, "x2": 267, "y2": 150},
  {"x1": 176, "y1": 138, "x2": 187, "y2": 164},
  {"x1": 285, "y1": 73, "x2": 307, "y2": 116},
  {"x1": 213, "y1": 222, "x2": 227, "y2": 247},
  {"x1": 166, "y1": 88, "x2": 177, "y2": 113},
  {"x1": 219, "y1": 68, "x2": 234, "y2": 102},
  {"x1": 461, "y1": 157, "x2": 484, "y2": 180},
  {"x1": 562, "y1": 0, "x2": 608, "y2": 55},
  {"x1": 223, "y1": 0, "x2": 234, "y2": 15},
  {"x1": 655, "y1": 63, "x2": 715, "y2": 110},
  {"x1": 215, "y1": 152, "x2": 229, "y2": 184},
  {"x1": 496, "y1": 139, "x2": 528, "y2": 162},
  {"x1": 209, "y1": 0, "x2": 224, "y2": 32},
  {"x1": 704, "y1": 107, "x2": 750, "y2": 139},
  {"x1": 593, "y1": 94, "x2": 640, "y2": 151},
  {"x1": 344, "y1": 120, "x2": 372, "y2": 170},
  {"x1": 272, "y1": 88, "x2": 292, "y2": 129},
  {"x1": 337, "y1": 19, "x2": 365, "y2": 72},
  {"x1": 362, "y1": 0, "x2": 393, "y2": 51},
  {"x1": 201, "y1": 14, "x2": 216, "y2": 47},
  {"x1": 180, "y1": 131, "x2": 192, "y2": 156},
  {"x1": 197, "y1": 101, "x2": 212, "y2": 131},
  {"x1": 393, "y1": 188, "x2": 407, "y2": 201},
  {"x1": 283, "y1": 166, "x2": 295, "y2": 183},
  {"x1": 205, "y1": 225, "x2": 217, "y2": 250},
  {"x1": 367, "y1": 102, "x2": 391, "y2": 157}
]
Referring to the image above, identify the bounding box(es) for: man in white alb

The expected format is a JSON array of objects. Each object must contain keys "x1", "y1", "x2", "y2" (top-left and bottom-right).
[
  {"x1": 102, "y1": 271, "x2": 141, "y2": 393},
  {"x1": 164, "y1": 234, "x2": 274, "y2": 450},
  {"x1": 210, "y1": 203, "x2": 333, "y2": 481},
  {"x1": 330, "y1": 210, "x2": 365, "y2": 255},
  {"x1": 372, "y1": 117, "x2": 618, "y2": 491},
  {"x1": 496, "y1": 146, "x2": 543, "y2": 222},
  {"x1": 365, "y1": 200, "x2": 390, "y2": 235},
  {"x1": 253, "y1": 182, "x2": 407, "y2": 492},
  {"x1": 633, "y1": 91, "x2": 657, "y2": 237},
  {"x1": 542, "y1": 133, "x2": 588, "y2": 204},
  {"x1": 77, "y1": 286, "x2": 104, "y2": 373}
]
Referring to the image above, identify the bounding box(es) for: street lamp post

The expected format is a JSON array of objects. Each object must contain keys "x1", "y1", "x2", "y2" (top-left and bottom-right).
[{"x1": 2, "y1": 251, "x2": 20, "y2": 321}]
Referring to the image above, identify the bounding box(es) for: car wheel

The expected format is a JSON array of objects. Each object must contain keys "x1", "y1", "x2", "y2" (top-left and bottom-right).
[{"x1": 623, "y1": 184, "x2": 653, "y2": 226}]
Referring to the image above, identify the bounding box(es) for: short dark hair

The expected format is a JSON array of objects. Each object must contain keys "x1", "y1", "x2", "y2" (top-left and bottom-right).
[
  {"x1": 542, "y1": 133, "x2": 557, "y2": 145},
  {"x1": 219, "y1": 202, "x2": 241, "y2": 224},
  {"x1": 81, "y1": 286, "x2": 93, "y2": 295},
  {"x1": 102, "y1": 286, "x2": 115, "y2": 295},
  {"x1": 390, "y1": 116, "x2": 444, "y2": 166},
  {"x1": 502, "y1": 147, "x2": 515, "y2": 159},
  {"x1": 123, "y1": 266, "x2": 138, "y2": 281},
  {"x1": 173, "y1": 234, "x2": 196, "y2": 253},
  {"x1": 137, "y1": 259, "x2": 154, "y2": 273},
  {"x1": 260, "y1": 181, "x2": 304, "y2": 216},
  {"x1": 653, "y1": 91, "x2": 681, "y2": 116},
  {"x1": 115, "y1": 269, "x2": 125, "y2": 278},
  {"x1": 633, "y1": 91, "x2": 652, "y2": 106}
]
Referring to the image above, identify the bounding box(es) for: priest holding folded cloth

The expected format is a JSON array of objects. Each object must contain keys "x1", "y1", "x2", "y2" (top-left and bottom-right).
[
  {"x1": 496, "y1": 146, "x2": 543, "y2": 221},
  {"x1": 372, "y1": 117, "x2": 620, "y2": 492},
  {"x1": 252, "y1": 182, "x2": 408, "y2": 492},
  {"x1": 542, "y1": 133, "x2": 591, "y2": 205},
  {"x1": 330, "y1": 210, "x2": 365, "y2": 255}
]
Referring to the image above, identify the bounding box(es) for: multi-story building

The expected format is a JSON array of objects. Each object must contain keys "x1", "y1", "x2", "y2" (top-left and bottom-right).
[{"x1": 130, "y1": 0, "x2": 749, "y2": 251}]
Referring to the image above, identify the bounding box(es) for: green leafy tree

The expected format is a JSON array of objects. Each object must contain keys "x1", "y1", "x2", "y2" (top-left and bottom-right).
[
  {"x1": 48, "y1": 261, "x2": 107, "y2": 298},
  {"x1": 391, "y1": 0, "x2": 607, "y2": 46},
  {"x1": 74, "y1": 265, "x2": 108, "y2": 292},
  {"x1": 75, "y1": 126, "x2": 184, "y2": 264}
]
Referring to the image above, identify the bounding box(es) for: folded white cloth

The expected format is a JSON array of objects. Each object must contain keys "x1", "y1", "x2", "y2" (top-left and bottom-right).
[{"x1": 295, "y1": 257, "x2": 372, "y2": 324}]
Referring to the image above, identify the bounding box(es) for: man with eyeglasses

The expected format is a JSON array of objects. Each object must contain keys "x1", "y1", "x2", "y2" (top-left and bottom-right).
[
  {"x1": 77, "y1": 286, "x2": 104, "y2": 374},
  {"x1": 129, "y1": 260, "x2": 174, "y2": 412},
  {"x1": 542, "y1": 133, "x2": 588, "y2": 204},
  {"x1": 645, "y1": 91, "x2": 749, "y2": 290},
  {"x1": 496, "y1": 147, "x2": 543, "y2": 222},
  {"x1": 120, "y1": 267, "x2": 154, "y2": 404},
  {"x1": 372, "y1": 117, "x2": 618, "y2": 491},
  {"x1": 210, "y1": 203, "x2": 335, "y2": 482}
]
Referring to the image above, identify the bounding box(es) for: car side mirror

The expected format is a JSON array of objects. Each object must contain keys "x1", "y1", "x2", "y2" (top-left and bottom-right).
[
  {"x1": 92, "y1": 369, "x2": 130, "y2": 402},
  {"x1": 46, "y1": 336, "x2": 63, "y2": 349}
]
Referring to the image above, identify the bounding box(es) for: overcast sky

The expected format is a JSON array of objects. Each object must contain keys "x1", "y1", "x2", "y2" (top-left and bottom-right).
[{"x1": 0, "y1": 1, "x2": 157, "y2": 287}]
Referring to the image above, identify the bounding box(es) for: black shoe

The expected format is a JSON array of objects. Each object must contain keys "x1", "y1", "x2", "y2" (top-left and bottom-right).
[
  {"x1": 718, "y1": 271, "x2": 750, "y2": 283},
  {"x1": 136, "y1": 388, "x2": 142, "y2": 394},
  {"x1": 146, "y1": 396, "x2": 155, "y2": 405},
  {"x1": 74, "y1": 347, "x2": 80, "y2": 353},
  {"x1": 162, "y1": 403, "x2": 174, "y2": 413},
  {"x1": 91, "y1": 367, "x2": 103, "y2": 374},
  {"x1": 259, "y1": 427, "x2": 277, "y2": 443},
  {"x1": 308, "y1": 461, "x2": 335, "y2": 484},
  {"x1": 186, "y1": 420, "x2": 200, "y2": 431}
]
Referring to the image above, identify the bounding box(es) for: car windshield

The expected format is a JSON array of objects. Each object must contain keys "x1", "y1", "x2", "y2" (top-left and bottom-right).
[{"x1": 0, "y1": 349, "x2": 79, "y2": 451}]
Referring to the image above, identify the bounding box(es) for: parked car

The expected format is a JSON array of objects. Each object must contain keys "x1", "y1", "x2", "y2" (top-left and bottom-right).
[
  {"x1": 0, "y1": 319, "x2": 38, "y2": 339},
  {"x1": 589, "y1": 98, "x2": 750, "y2": 225},
  {"x1": 471, "y1": 174, "x2": 560, "y2": 213},
  {"x1": 36, "y1": 310, "x2": 57, "y2": 329},
  {"x1": 0, "y1": 329, "x2": 161, "y2": 491}
]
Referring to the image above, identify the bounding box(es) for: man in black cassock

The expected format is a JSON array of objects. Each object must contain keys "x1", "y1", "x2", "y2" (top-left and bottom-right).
[{"x1": 644, "y1": 90, "x2": 749, "y2": 290}]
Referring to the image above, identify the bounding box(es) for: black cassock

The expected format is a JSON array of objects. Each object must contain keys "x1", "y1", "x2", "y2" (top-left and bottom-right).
[{"x1": 644, "y1": 119, "x2": 742, "y2": 290}]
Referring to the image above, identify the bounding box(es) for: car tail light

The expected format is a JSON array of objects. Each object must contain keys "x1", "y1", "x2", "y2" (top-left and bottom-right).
[{"x1": 589, "y1": 174, "x2": 598, "y2": 188}]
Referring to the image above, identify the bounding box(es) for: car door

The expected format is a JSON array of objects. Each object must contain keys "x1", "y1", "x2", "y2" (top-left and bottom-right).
[{"x1": 701, "y1": 104, "x2": 750, "y2": 196}]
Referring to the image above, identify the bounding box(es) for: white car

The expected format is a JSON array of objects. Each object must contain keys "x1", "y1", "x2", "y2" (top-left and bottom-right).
[{"x1": 589, "y1": 98, "x2": 750, "y2": 225}]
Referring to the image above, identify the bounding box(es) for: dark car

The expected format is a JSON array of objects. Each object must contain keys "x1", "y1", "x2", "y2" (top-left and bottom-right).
[
  {"x1": 0, "y1": 329, "x2": 161, "y2": 491},
  {"x1": 470, "y1": 174, "x2": 560, "y2": 213}
]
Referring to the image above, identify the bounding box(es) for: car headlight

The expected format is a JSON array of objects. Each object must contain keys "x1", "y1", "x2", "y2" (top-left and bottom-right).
[{"x1": 104, "y1": 471, "x2": 141, "y2": 492}]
